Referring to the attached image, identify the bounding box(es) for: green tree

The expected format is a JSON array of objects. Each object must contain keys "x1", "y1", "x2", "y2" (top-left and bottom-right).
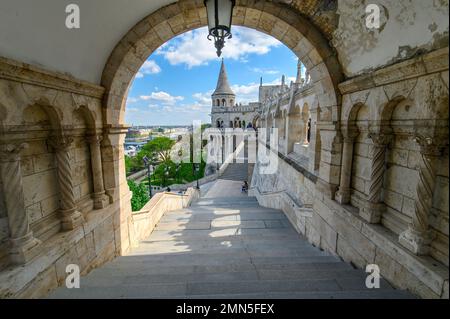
[
  {"x1": 125, "y1": 155, "x2": 143, "y2": 175},
  {"x1": 140, "y1": 136, "x2": 175, "y2": 163},
  {"x1": 127, "y1": 180, "x2": 149, "y2": 211}
]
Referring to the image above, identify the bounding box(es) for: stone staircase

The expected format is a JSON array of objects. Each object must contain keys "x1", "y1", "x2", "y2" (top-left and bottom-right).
[
  {"x1": 48, "y1": 194, "x2": 414, "y2": 299},
  {"x1": 220, "y1": 163, "x2": 248, "y2": 181}
]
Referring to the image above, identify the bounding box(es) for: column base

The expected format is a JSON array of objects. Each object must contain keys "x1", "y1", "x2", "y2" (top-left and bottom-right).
[
  {"x1": 61, "y1": 208, "x2": 85, "y2": 230},
  {"x1": 316, "y1": 178, "x2": 338, "y2": 200},
  {"x1": 335, "y1": 188, "x2": 351, "y2": 204},
  {"x1": 10, "y1": 233, "x2": 42, "y2": 265},
  {"x1": 359, "y1": 201, "x2": 385, "y2": 223},
  {"x1": 399, "y1": 227, "x2": 433, "y2": 255},
  {"x1": 93, "y1": 192, "x2": 110, "y2": 209}
]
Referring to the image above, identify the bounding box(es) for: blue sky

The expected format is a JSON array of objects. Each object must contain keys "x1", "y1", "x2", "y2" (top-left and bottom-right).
[{"x1": 125, "y1": 26, "x2": 298, "y2": 126}]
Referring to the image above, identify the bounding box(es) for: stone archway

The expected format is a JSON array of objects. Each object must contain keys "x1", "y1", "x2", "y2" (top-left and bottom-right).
[
  {"x1": 101, "y1": 0, "x2": 343, "y2": 126},
  {"x1": 99, "y1": 0, "x2": 346, "y2": 258}
]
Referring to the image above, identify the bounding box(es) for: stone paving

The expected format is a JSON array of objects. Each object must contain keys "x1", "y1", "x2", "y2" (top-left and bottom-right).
[{"x1": 48, "y1": 180, "x2": 414, "y2": 299}]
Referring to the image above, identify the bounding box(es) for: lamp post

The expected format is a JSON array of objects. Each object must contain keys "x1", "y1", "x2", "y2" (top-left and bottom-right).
[
  {"x1": 142, "y1": 156, "x2": 154, "y2": 199},
  {"x1": 193, "y1": 163, "x2": 200, "y2": 189},
  {"x1": 176, "y1": 163, "x2": 180, "y2": 184},
  {"x1": 204, "y1": 0, "x2": 235, "y2": 57},
  {"x1": 163, "y1": 165, "x2": 170, "y2": 187}
]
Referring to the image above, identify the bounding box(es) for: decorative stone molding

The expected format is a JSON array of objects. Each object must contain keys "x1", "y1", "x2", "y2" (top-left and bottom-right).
[
  {"x1": 48, "y1": 136, "x2": 84, "y2": 230},
  {"x1": 0, "y1": 57, "x2": 104, "y2": 99},
  {"x1": 0, "y1": 143, "x2": 42, "y2": 264},
  {"x1": 399, "y1": 134, "x2": 447, "y2": 255},
  {"x1": 86, "y1": 134, "x2": 109, "y2": 209},
  {"x1": 338, "y1": 48, "x2": 449, "y2": 95}
]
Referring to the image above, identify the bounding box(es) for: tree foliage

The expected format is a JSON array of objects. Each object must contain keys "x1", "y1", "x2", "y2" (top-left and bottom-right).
[
  {"x1": 125, "y1": 136, "x2": 176, "y2": 175},
  {"x1": 127, "y1": 179, "x2": 149, "y2": 211},
  {"x1": 141, "y1": 136, "x2": 175, "y2": 163}
]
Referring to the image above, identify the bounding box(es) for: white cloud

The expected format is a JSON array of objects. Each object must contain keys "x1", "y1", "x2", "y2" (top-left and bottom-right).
[
  {"x1": 139, "y1": 91, "x2": 184, "y2": 105},
  {"x1": 249, "y1": 67, "x2": 279, "y2": 75},
  {"x1": 135, "y1": 60, "x2": 161, "y2": 78},
  {"x1": 192, "y1": 91, "x2": 213, "y2": 106},
  {"x1": 127, "y1": 97, "x2": 139, "y2": 104},
  {"x1": 157, "y1": 26, "x2": 281, "y2": 68}
]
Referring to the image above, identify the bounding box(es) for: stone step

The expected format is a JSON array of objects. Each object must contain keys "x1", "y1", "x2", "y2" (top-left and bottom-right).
[
  {"x1": 134, "y1": 238, "x2": 312, "y2": 254},
  {"x1": 160, "y1": 212, "x2": 288, "y2": 222},
  {"x1": 166, "y1": 289, "x2": 415, "y2": 299},
  {"x1": 144, "y1": 228, "x2": 301, "y2": 241},
  {"x1": 185, "y1": 278, "x2": 343, "y2": 295},
  {"x1": 53, "y1": 277, "x2": 397, "y2": 299},
  {"x1": 155, "y1": 219, "x2": 290, "y2": 230},
  {"x1": 129, "y1": 244, "x2": 327, "y2": 258},
  {"x1": 165, "y1": 207, "x2": 284, "y2": 216},
  {"x1": 80, "y1": 269, "x2": 370, "y2": 286},
  {"x1": 100, "y1": 259, "x2": 351, "y2": 275}
]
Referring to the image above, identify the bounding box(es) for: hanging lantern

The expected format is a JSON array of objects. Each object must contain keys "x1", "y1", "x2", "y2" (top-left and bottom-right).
[{"x1": 204, "y1": 0, "x2": 235, "y2": 57}]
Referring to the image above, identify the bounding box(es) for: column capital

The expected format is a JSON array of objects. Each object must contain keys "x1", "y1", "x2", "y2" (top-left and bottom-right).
[
  {"x1": 341, "y1": 128, "x2": 359, "y2": 143},
  {"x1": 0, "y1": 143, "x2": 28, "y2": 162},
  {"x1": 368, "y1": 132, "x2": 393, "y2": 146},
  {"x1": 414, "y1": 134, "x2": 447, "y2": 157},
  {"x1": 48, "y1": 136, "x2": 74, "y2": 151},
  {"x1": 86, "y1": 134, "x2": 103, "y2": 145}
]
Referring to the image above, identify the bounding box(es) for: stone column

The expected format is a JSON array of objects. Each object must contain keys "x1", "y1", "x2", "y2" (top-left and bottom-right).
[
  {"x1": 87, "y1": 135, "x2": 109, "y2": 209},
  {"x1": 303, "y1": 118, "x2": 309, "y2": 144},
  {"x1": 335, "y1": 132, "x2": 358, "y2": 204},
  {"x1": 49, "y1": 136, "x2": 84, "y2": 230},
  {"x1": 0, "y1": 143, "x2": 41, "y2": 264},
  {"x1": 399, "y1": 135, "x2": 445, "y2": 255},
  {"x1": 359, "y1": 132, "x2": 392, "y2": 223},
  {"x1": 286, "y1": 115, "x2": 300, "y2": 154}
]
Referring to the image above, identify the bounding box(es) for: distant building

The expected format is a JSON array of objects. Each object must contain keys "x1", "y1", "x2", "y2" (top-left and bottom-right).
[{"x1": 210, "y1": 59, "x2": 292, "y2": 130}]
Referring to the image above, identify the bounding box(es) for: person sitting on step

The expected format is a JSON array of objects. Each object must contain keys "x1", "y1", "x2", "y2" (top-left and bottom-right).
[{"x1": 241, "y1": 181, "x2": 248, "y2": 193}]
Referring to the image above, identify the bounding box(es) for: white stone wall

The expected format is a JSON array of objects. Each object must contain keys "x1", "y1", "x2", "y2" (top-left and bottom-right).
[{"x1": 252, "y1": 48, "x2": 449, "y2": 298}]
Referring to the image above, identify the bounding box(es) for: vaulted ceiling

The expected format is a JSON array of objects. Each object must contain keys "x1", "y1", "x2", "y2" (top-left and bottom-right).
[{"x1": 0, "y1": 0, "x2": 339, "y2": 84}]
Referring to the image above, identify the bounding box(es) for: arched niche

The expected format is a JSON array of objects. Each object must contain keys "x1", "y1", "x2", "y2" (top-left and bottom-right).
[{"x1": 20, "y1": 104, "x2": 61, "y2": 241}]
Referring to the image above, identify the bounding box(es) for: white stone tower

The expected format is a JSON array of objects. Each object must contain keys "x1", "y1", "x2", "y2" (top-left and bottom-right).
[{"x1": 211, "y1": 59, "x2": 235, "y2": 109}]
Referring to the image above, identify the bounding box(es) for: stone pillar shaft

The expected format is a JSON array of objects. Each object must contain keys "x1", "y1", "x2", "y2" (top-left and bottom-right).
[
  {"x1": 87, "y1": 135, "x2": 109, "y2": 209},
  {"x1": 336, "y1": 137, "x2": 355, "y2": 204},
  {"x1": 359, "y1": 132, "x2": 392, "y2": 223},
  {"x1": 0, "y1": 143, "x2": 41, "y2": 264},
  {"x1": 50, "y1": 137, "x2": 84, "y2": 230},
  {"x1": 399, "y1": 135, "x2": 445, "y2": 255}
]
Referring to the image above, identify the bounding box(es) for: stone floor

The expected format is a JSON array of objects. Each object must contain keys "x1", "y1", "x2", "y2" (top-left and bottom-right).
[{"x1": 47, "y1": 180, "x2": 414, "y2": 299}]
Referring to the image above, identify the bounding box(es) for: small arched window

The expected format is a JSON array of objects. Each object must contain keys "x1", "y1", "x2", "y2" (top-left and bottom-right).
[
  {"x1": 307, "y1": 118, "x2": 312, "y2": 143},
  {"x1": 216, "y1": 99, "x2": 220, "y2": 106}
]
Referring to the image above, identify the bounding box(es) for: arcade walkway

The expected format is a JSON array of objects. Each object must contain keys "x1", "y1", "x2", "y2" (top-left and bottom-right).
[{"x1": 48, "y1": 180, "x2": 414, "y2": 299}]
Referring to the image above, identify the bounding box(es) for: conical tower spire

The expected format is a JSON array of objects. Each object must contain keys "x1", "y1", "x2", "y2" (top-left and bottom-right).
[{"x1": 213, "y1": 59, "x2": 235, "y2": 96}]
